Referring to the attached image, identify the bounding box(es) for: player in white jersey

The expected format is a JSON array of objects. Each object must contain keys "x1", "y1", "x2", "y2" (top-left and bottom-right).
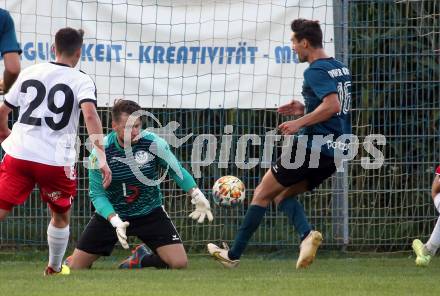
[
  {"x1": 412, "y1": 165, "x2": 440, "y2": 266},
  {"x1": 0, "y1": 27, "x2": 111, "y2": 275}
]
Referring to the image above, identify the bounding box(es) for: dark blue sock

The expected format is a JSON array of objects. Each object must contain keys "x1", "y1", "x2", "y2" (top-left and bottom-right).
[
  {"x1": 228, "y1": 205, "x2": 267, "y2": 260},
  {"x1": 278, "y1": 197, "x2": 312, "y2": 241}
]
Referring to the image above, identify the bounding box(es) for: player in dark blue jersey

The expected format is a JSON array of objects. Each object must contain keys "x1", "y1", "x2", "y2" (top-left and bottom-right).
[
  {"x1": 0, "y1": 8, "x2": 21, "y2": 94},
  {"x1": 66, "y1": 99, "x2": 213, "y2": 270},
  {"x1": 208, "y1": 19, "x2": 352, "y2": 269}
]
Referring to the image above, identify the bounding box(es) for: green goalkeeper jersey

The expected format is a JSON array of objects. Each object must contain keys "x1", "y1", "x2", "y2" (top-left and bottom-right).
[{"x1": 88, "y1": 131, "x2": 196, "y2": 220}]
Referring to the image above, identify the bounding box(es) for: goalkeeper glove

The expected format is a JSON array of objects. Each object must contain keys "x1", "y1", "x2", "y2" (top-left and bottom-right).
[
  {"x1": 109, "y1": 214, "x2": 130, "y2": 249},
  {"x1": 188, "y1": 188, "x2": 214, "y2": 223}
]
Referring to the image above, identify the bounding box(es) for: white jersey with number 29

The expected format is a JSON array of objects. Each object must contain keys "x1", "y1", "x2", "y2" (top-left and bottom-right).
[{"x1": 2, "y1": 62, "x2": 97, "y2": 166}]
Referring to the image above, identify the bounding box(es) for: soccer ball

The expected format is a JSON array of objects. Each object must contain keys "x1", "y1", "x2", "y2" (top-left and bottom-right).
[{"x1": 212, "y1": 176, "x2": 246, "y2": 206}]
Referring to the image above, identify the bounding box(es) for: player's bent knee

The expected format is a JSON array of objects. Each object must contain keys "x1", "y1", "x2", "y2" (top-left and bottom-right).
[
  {"x1": 432, "y1": 176, "x2": 440, "y2": 199},
  {"x1": 432, "y1": 190, "x2": 440, "y2": 201},
  {"x1": 0, "y1": 209, "x2": 10, "y2": 220},
  {"x1": 253, "y1": 184, "x2": 267, "y2": 200},
  {"x1": 69, "y1": 261, "x2": 93, "y2": 270},
  {"x1": 251, "y1": 194, "x2": 269, "y2": 206},
  {"x1": 69, "y1": 260, "x2": 94, "y2": 270},
  {"x1": 274, "y1": 197, "x2": 283, "y2": 206},
  {"x1": 168, "y1": 258, "x2": 188, "y2": 269},
  {"x1": 51, "y1": 212, "x2": 70, "y2": 228},
  {"x1": 163, "y1": 252, "x2": 188, "y2": 269},
  {"x1": 67, "y1": 249, "x2": 97, "y2": 269},
  {"x1": 251, "y1": 185, "x2": 273, "y2": 206}
]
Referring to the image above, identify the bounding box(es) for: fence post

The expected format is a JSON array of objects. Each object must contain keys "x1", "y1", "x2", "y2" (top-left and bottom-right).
[{"x1": 332, "y1": 0, "x2": 349, "y2": 250}]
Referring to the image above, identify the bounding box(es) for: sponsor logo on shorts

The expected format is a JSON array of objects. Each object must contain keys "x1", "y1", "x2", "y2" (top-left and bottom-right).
[{"x1": 46, "y1": 191, "x2": 62, "y2": 202}]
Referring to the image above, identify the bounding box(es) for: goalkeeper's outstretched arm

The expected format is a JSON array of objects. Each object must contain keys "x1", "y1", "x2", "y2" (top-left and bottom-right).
[
  {"x1": 154, "y1": 137, "x2": 213, "y2": 223},
  {"x1": 88, "y1": 158, "x2": 129, "y2": 249}
]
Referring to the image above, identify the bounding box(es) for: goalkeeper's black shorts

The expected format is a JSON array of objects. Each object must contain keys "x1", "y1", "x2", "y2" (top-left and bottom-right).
[
  {"x1": 76, "y1": 206, "x2": 182, "y2": 256},
  {"x1": 271, "y1": 137, "x2": 337, "y2": 190}
]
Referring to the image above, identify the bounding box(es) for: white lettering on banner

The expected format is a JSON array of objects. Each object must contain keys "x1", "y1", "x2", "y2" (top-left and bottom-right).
[{"x1": 2, "y1": 0, "x2": 335, "y2": 109}]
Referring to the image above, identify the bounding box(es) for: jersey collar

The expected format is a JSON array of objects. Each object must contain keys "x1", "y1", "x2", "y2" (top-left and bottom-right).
[
  {"x1": 310, "y1": 57, "x2": 334, "y2": 66},
  {"x1": 50, "y1": 61, "x2": 71, "y2": 68}
]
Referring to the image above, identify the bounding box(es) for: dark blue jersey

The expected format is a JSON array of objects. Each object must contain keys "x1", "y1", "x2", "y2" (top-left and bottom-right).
[
  {"x1": 0, "y1": 9, "x2": 21, "y2": 55},
  {"x1": 301, "y1": 57, "x2": 352, "y2": 156}
]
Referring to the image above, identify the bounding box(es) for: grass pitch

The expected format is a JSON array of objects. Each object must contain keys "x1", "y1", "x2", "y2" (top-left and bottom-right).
[{"x1": 0, "y1": 252, "x2": 439, "y2": 296}]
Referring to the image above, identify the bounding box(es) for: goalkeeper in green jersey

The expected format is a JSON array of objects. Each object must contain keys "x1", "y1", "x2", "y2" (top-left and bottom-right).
[{"x1": 66, "y1": 99, "x2": 213, "y2": 269}]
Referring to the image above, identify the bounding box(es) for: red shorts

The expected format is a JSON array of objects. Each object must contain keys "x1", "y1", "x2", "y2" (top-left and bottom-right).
[
  {"x1": 0, "y1": 155, "x2": 76, "y2": 213},
  {"x1": 436, "y1": 166, "x2": 440, "y2": 175}
]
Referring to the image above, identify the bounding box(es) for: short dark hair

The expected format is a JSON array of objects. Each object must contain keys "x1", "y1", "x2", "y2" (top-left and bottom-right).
[
  {"x1": 290, "y1": 19, "x2": 323, "y2": 48},
  {"x1": 112, "y1": 99, "x2": 142, "y2": 122},
  {"x1": 55, "y1": 27, "x2": 84, "y2": 56}
]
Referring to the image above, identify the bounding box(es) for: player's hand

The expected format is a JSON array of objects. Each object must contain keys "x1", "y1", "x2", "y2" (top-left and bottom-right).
[
  {"x1": 278, "y1": 120, "x2": 302, "y2": 135},
  {"x1": 100, "y1": 163, "x2": 112, "y2": 189},
  {"x1": 189, "y1": 188, "x2": 214, "y2": 223},
  {"x1": 0, "y1": 79, "x2": 4, "y2": 95},
  {"x1": 277, "y1": 100, "x2": 305, "y2": 116},
  {"x1": 109, "y1": 214, "x2": 130, "y2": 249}
]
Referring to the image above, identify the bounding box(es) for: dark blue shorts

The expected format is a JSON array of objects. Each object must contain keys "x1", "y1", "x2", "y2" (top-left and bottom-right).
[{"x1": 271, "y1": 139, "x2": 337, "y2": 189}]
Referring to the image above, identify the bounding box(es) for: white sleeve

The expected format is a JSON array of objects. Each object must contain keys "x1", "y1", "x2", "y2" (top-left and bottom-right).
[
  {"x1": 77, "y1": 75, "x2": 97, "y2": 106},
  {"x1": 4, "y1": 74, "x2": 22, "y2": 107}
]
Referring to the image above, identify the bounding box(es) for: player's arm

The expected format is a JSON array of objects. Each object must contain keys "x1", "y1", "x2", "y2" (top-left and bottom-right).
[
  {"x1": 0, "y1": 67, "x2": 22, "y2": 141},
  {"x1": 88, "y1": 156, "x2": 129, "y2": 249},
  {"x1": 277, "y1": 100, "x2": 305, "y2": 116},
  {"x1": 0, "y1": 11, "x2": 21, "y2": 94},
  {"x1": 0, "y1": 102, "x2": 12, "y2": 142},
  {"x1": 159, "y1": 150, "x2": 197, "y2": 192},
  {"x1": 298, "y1": 93, "x2": 340, "y2": 126},
  {"x1": 278, "y1": 69, "x2": 340, "y2": 135},
  {"x1": 81, "y1": 102, "x2": 111, "y2": 189},
  {"x1": 78, "y1": 76, "x2": 111, "y2": 188},
  {"x1": 89, "y1": 168, "x2": 116, "y2": 219},
  {"x1": 279, "y1": 94, "x2": 340, "y2": 135},
  {"x1": 1, "y1": 53, "x2": 20, "y2": 94},
  {"x1": 153, "y1": 137, "x2": 213, "y2": 223}
]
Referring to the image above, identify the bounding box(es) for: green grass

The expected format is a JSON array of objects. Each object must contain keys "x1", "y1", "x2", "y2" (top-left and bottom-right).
[{"x1": 0, "y1": 253, "x2": 439, "y2": 296}]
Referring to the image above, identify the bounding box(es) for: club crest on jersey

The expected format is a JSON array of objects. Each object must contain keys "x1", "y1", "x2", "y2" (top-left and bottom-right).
[{"x1": 134, "y1": 150, "x2": 151, "y2": 165}]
